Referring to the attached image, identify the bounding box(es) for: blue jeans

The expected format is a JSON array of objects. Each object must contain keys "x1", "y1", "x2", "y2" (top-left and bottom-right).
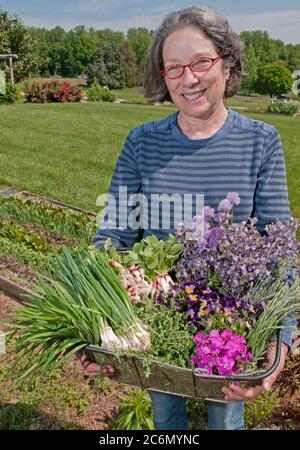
[{"x1": 148, "y1": 391, "x2": 244, "y2": 430}]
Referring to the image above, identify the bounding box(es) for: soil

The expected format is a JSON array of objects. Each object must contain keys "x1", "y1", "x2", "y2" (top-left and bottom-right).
[{"x1": 0, "y1": 256, "x2": 39, "y2": 286}]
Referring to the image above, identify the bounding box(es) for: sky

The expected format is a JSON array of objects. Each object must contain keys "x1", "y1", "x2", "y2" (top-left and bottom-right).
[{"x1": 1, "y1": 0, "x2": 300, "y2": 44}]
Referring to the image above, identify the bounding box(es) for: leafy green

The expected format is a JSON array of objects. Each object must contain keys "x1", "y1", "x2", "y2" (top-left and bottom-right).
[
  {"x1": 105, "y1": 234, "x2": 183, "y2": 280},
  {"x1": 136, "y1": 299, "x2": 195, "y2": 368}
]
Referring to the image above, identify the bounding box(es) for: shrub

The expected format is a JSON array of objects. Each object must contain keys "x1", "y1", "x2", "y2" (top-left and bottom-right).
[
  {"x1": 24, "y1": 80, "x2": 83, "y2": 103},
  {"x1": 0, "y1": 83, "x2": 20, "y2": 104},
  {"x1": 267, "y1": 100, "x2": 299, "y2": 115},
  {"x1": 87, "y1": 80, "x2": 116, "y2": 102},
  {"x1": 254, "y1": 64, "x2": 293, "y2": 98}
]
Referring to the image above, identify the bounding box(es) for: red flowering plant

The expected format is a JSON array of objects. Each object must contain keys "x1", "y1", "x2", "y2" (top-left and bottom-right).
[{"x1": 24, "y1": 80, "x2": 83, "y2": 103}]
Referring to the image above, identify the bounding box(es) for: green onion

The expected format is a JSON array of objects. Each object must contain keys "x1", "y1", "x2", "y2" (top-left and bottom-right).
[{"x1": 8, "y1": 246, "x2": 151, "y2": 381}]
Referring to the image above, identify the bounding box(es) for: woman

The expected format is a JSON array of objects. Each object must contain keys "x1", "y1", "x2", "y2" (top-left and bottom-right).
[{"x1": 79, "y1": 5, "x2": 295, "y2": 430}]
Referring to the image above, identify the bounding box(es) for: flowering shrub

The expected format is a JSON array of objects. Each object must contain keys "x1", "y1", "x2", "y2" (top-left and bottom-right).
[
  {"x1": 190, "y1": 329, "x2": 254, "y2": 375},
  {"x1": 24, "y1": 80, "x2": 83, "y2": 103}
]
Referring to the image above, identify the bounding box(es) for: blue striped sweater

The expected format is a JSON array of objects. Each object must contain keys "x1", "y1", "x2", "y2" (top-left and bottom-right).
[{"x1": 94, "y1": 108, "x2": 295, "y2": 346}]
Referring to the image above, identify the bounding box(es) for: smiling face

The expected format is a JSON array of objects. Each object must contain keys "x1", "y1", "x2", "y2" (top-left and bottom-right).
[{"x1": 162, "y1": 26, "x2": 230, "y2": 121}]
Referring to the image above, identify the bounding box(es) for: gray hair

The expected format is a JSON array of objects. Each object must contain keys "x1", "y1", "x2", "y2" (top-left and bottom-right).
[{"x1": 143, "y1": 5, "x2": 244, "y2": 102}]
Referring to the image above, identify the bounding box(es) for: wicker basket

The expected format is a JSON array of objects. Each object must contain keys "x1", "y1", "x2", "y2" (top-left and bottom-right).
[{"x1": 85, "y1": 330, "x2": 282, "y2": 403}]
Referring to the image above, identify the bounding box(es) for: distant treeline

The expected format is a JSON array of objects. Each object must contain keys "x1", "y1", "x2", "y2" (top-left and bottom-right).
[
  {"x1": 29, "y1": 26, "x2": 154, "y2": 89},
  {"x1": 29, "y1": 26, "x2": 300, "y2": 92}
]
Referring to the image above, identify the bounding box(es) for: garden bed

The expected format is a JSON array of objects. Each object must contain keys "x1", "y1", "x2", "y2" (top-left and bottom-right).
[{"x1": 0, "y1": 188, "x2": 97, "y2": 293}]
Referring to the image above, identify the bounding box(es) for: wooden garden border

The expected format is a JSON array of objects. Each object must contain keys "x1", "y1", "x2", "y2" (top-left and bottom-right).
[
  {"x1": 0, "y1": 188, "x2": 97, "y2": 217},
  {"x1": 0, "y1": 275, "x2": 33, "y2": 304}
]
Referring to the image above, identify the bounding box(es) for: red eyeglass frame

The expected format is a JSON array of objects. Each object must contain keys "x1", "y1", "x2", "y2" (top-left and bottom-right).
[{"x1": 160, "y1": 55, "x2": 224, "y2": 79}]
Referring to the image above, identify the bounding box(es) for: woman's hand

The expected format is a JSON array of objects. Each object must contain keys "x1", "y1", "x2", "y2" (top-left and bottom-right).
[
  {"x1": 76, "y1": 350, "x2": 115, "y2": 377},
  {"x1": 222, "y1": 342, "x2": 289, "y2": 402}
]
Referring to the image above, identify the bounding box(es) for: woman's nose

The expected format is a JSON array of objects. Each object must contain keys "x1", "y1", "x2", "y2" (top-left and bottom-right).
[{"x1": 181, "y1": 66, "x2": 201, "y2": 85}]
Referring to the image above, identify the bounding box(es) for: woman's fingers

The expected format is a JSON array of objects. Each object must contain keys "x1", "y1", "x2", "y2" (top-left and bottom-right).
[
  {"x1": 102, "y1": 365, "x2": 116, "y2": 377},
  {"x1": 76, "y1": 350, "x2": 115, "y2": 377}
]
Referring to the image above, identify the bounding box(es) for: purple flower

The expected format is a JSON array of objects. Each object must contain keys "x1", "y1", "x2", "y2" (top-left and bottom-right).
[
  {"x1": 204, "y1": 206, "x2": 215, "y2": 221},
  {"x1": 218, "y1": 198, "x2": 233, "y2": 212},
  {"x1": 226, "y1": 192, "x2": 241, "y2": 206}
]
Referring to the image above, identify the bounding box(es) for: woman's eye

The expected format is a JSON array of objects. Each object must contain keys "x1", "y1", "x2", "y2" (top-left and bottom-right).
[
  {"x1": 192, "y1": 59, "x2": 211, "y2": 69},
  {"x1": 166, "y1": 65, "x2": 180, "y2": 74}
]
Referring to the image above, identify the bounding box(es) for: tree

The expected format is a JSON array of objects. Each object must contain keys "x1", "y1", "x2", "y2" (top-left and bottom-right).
[
  {"x1": 241, "y1": 47, "x2": 260, "y2": 94},
  {"x1": 63, "y1": 27, "x2": 96, "y2": 76},
  {"x1": 121, "y1": 40, "x2": 138, "y2": 88},
  {"x1": 0, "y1": 9, "x2": 42, "y2": 81},
  {"x1": 127, "y1": 27, "x2": 153, "y2": 84},
  {"x1": 240, "y1": 31, "x2": 283, "y2": 65},
  {"x1": 85, "y1": 42, "x2": 126, "y2": 89},
  {"x1": 254, "y1": 64, "x2": 293, "y2": 97},
  {"x1": 287, "y1": 44, "x2": 300, "y2": 73}
]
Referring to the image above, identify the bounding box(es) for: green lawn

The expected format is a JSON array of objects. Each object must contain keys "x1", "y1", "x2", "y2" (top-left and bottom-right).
[{"x1": 0, "y1": 102, "x2": 299, "y2": 219}]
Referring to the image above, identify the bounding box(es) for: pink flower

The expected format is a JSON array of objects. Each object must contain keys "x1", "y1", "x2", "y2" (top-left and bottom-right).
[{"x1": 190, "y1": 329, "x2": 253, "y2": 375}]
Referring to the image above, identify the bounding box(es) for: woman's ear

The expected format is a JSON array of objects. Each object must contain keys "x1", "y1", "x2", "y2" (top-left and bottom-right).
[{"x1": 224, "y1": 65, "x2": 230, "y2": 82}]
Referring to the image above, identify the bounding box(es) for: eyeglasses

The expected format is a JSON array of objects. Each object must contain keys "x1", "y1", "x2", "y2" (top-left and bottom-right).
[{"x1": 160, "y1": 55, "x2": 223, "y2": 80}]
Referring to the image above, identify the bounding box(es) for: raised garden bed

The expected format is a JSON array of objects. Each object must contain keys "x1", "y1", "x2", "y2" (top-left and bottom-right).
[{"x1": 0, "y1": 188, "x2": 97, "y2": 297}]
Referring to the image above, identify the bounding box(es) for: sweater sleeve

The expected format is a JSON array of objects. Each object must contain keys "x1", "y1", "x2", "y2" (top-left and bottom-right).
[
  {"x1": 253, "y1": 126, "x2": 291, "y2": 233},
  {"x1": 254, "y1": 126, "x2": 296, "y2": 349},
  {"x1": 93, "y1": 130, "x2": 143, "y2": 249}
]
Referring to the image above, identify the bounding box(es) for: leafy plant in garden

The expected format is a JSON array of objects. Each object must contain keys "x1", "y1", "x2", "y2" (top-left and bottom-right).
[
  {"x1": 0, "y1": 196, "x2": 96, "y2": 243},
  {"x1": 115, "y1": 388, "x2": 154, "y2": 430},
  {"x1": 0, "y1": 9, "x2": 42, "y2": 82},
  {"x1": 254, "y1": 63, "x2": 293, "y2": 98},
  {"x1": 87, "y1": 80, "x2": 116, "y2": 102},
  {"x1": 0, "y1": 82, "x2": 20, "y2": 104},
  {"x1": 267, "y1": 100, "x2": 299, "y2": 115},
  {"x1": 0, "y1": 237, "x2": 52, "y2": 275},
  {"x1": 0, "y1": 219, "x2": 52, "y2": 254}
]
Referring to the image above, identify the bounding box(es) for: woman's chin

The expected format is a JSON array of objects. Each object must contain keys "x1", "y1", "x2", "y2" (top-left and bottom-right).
[{"x1": 179, "y1": 99, "x2": 211, "y2": 118}]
